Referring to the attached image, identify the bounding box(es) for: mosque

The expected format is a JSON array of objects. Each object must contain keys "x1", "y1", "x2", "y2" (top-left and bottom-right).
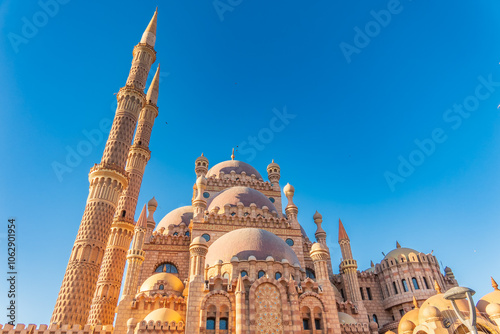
[{"x1": 3, "y1": 8, "x2": 500, "y2": 334}]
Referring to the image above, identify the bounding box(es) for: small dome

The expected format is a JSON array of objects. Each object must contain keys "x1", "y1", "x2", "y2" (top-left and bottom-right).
[
  {"x1": 369, "y1": 321, "x2": 379, "y2": 330},
  {"x1": 148, "y1": 197, "x2": 158, "y2": 208},
  {"x1": 313, "y1": 211, "x2": 322, "y2": 220},
  {"x1": 419, "y1": 293, "x2": 469, "y2": 323},
  {"x1": 486, "y1": 303, "x2": 500, "y2": 316},
  {"x1": 143, "y1": 308, "x2": 183, "y2": 323},
  {"x1": 310, "y1": 243, "x2": 327, "y2": 252},
  {"x1": 477, "y1": 288, "x2": 500, "y2": 313},
  {"x1": 267, "y1": 160, "x2": 279, "y2": 170},
  {"x1": 338, "y1": 312, "x2": 357, "y2": 324},
  {"x1": 399, "y1": 320, "x2": 415, "y2": 332},
  {"x1": 196, "y1": 153, "x2": 208, "y2": 162},
  {"x1": 444, "y1": 267, "x2": 452, "y2": 273},
  {"x1": 139, "y1": 273, "x2": 184, "y2": 293},
  {"x1": 399, "y1": 309, "x2": 419, "y2": 333},
  {"x1": 384, "y1": 247, "x2": 420, "y2": 261},
  {"x1": 191, "y1": 236, "x2": 207, "y2": 245},
  {"x1": 207, "y1": 160, "x2": 262, "y2": 179},
  {"x1": 207, "y1": 187, "x2": 277, "y2": 213},
  {"x1": 205, "y1": 228, "x2": 300, "y2": 266},
  {"x1": 283, "y1": 183, "x2": 294, "y2": 196},
  {"x1": 156, "y1": 206, "x2": 193, "y2": 231}
]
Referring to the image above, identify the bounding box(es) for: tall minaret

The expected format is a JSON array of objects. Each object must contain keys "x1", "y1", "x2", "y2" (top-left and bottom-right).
[
  {"x1": 338, "y1": 219, "x2": 362, "y2": 302},
  {"x1": 88, "y1": 64, "x2": 160, "y2": 325},
  {"x1": 51, "y1": 10, "x2": 158, "y2": 326}
]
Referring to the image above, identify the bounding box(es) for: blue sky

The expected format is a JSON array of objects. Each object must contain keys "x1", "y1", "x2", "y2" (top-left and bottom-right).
[{"x1": 1, "y1": 0, "x2": 500, "y2": 324}]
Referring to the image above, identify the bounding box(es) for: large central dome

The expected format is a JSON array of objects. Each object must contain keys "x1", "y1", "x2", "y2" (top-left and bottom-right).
[
  {"x1": 207, "y1": 160, "x2": 263, "y2": 179},
  {"x1": 207, "y1": 186, "x2": 277, "y2": 213},
  {"x1": 205, "y1": 228, "x2": 300, "y2": 266}
]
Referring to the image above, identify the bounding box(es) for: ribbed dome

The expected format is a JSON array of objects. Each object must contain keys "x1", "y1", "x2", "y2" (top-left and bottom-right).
[
  {"x1": 384, "y1": 247, "x2": 419, "y2": 260},
  {"x1": 207, "y1": 186, "x2": 277, "y2": 213},
  {"x1": 207, "y1": 160, "x2": 262, "y2": 179},
  {"x1": 156, "y1": 206, "x2": 193, "y2": 231},
  {"x1": 139, "y1": 273, "x2": 184, "y2": 293},
  {"x1": 205, "y1": 228, "x2": 300, "y2": 266},
  {"x1": 144, "y1": 308, "x2": 183, "y2": 323}
]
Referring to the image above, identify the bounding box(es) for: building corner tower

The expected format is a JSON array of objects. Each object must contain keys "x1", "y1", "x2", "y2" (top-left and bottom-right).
[{"x1": 51, "y1": 10, "x2": 158, "y2": 326}]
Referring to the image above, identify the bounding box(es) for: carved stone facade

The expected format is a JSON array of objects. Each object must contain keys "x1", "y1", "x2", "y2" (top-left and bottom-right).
[{"x1": 9, "y1": 9, "x2": 500, "y2": 334}]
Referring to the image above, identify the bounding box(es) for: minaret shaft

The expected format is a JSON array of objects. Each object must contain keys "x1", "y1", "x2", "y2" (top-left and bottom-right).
[
  {"x1": 51, "y1": 14, "x2": 157, "y2": 326},
  {"x1": 88, "y1": 100, "x2": 158, "y2": 325}
]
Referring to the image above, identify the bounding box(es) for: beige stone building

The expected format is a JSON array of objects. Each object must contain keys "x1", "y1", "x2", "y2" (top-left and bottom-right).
[{"x1": 3, "y1": 9, "x2": 500, "y2": 334}]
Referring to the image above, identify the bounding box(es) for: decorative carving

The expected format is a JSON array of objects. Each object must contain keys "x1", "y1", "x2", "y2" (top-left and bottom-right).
[{"x1": 255, "y1": 283, "x2": 284, "y2": 334}]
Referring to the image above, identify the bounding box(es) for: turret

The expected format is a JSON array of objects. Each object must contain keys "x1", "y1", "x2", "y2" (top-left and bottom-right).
[
  {"x1": 313, "y1": 211, "x2": 326, "y2": 245},
  {"x1": 146, "y1": 196, "x2": 158, "y2": 240},
  {"x1": 267, "y1": 159, "x2": 280, "y2": 190},
  {"x1": 185, "y1": 236, "x2": 209, "y2": 333},
  {"x1": 338, "y1": 219, "x2": 362, "y2": 303},
  {"x1": 284, "y1": 183, "x2": 298, "y2": 225},
  {"x1": 235, "y1": 275, "x2": 247, "y2": 333},
  {"x1": 195, "y1": 153, "x2": 209, "y2": 178},
  {"x1": 310, "y1": 243, "x2": 329, "y2": 281},
  {"x1": 122, "y1": 205, "x2": 148, "y2": 297},
  {"x1": 192, "y1": 176, "x2": 207, "y2": 222}
]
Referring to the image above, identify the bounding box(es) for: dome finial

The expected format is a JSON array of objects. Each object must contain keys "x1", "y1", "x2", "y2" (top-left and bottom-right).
[
  {"x1": 231, "y1": 148, "x2": 235, "y2": 160},
  {"x1": 412, "y1": 296, "x2": 419, "y2": 309},
  {"x1": 492, "y1": 277, "x2": 499, "y2": 291},
  {"x1": 396, "y1": 241, "x2": 401, "y2": 248},
  {"x1": 434, "y1": 280, "x2": 442, "y2": 294}
]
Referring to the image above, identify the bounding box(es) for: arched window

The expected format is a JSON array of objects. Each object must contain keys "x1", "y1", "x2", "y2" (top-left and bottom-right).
[
  {"x1": 402, "y1": 279, "x2": 409, "y2": 292},
  {"x1": 285, "y1": 238, "x2": 294, "y2": 246},
  {"x1": 302, "y1": 306, "x2": 311, "y2": 330},
  {"x1": 202, "y1": 233, "x2": 211, "y2": 242},
  {"x1": 423, "y1": 277, "x2": 430, "y2": 289},
  {"x1": 373, "y1": 314, "x2": 378, "y2": 324},
  {"x1": 306, "y1": 268, "x2": 316, "y2": 279},
  {"x1": 206, "y1": 317, "x2": 215, "y2": 330},
  {"x1": 412, "y1": 277, "x2": 419, "y2": 290},
  {"x1": 173, "y1": 232, "x2": 178, "y2": 236},
  {"x1": 241, "y1": 270, "x2": 248, "y2": 277},
  {"x1": 222, "y1": 272, "x2": 229, "y2": 279},
  {"x1": 155, "y1": 262, "x2": 178, "y2": 273},
  {"x1": 185, "y1": 231, "x2": 190, "y2": 236},
  {"x1": 258, "y1": 270, "x2": 265, "y2": 278},
  {"x1": 313, "y1": 306, "x2": 322, "y2": 330},
  {"x1": 275, "y1": 272, "x2": 282, "y2": 280},
  {"x1": 159, "y1": 284, "x2": 164, "y2": 290},
  {"x1": 219, "y1": 318, "x2": 228, "y2": 330},
  {"x1": 393, "y1": 281, "x2": 398, "y2": 294}
]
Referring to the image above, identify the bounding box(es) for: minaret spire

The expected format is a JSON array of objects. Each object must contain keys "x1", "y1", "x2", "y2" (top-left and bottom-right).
[
  {"x1": 338, "y1": 218, "x2": 349, "y2": 241},
  {"x1": 146, "y1": 64, "x2": 160, "y2": 105},
  {"x1": 140, "y1": 8, "x2": 158, "y2": 47}
]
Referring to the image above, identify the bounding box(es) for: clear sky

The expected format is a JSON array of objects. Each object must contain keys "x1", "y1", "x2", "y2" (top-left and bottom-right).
[{"x1": 1, "y1": 0, "x2": 500, "y2": 325}]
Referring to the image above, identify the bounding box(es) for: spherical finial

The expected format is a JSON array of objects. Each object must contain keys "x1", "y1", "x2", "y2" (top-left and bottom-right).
[
  {"x1": 284, "y1": 183, "x2": 294, "y2": 196},
  {"x1": 148, "y1": 196, "x2": 158, "y2": 208},
  {"x1": 196, "y1": 176, "x2": 207, "y2": 187},
  {"x1": 313, "y1": 210, "x2": 322, "y2": 221}
]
